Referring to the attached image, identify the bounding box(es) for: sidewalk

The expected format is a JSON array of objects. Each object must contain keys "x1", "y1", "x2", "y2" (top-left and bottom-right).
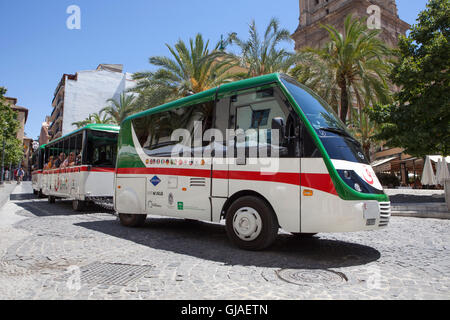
[{"x1": 0, "y1": 183, "x2": 17, "y2": 210}]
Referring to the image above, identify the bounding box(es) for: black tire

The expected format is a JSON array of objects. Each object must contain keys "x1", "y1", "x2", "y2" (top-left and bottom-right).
[
  {"x1": 38, "y1": 190, "x2": 45, "y2": 198},
  {"x1": 33, "y1": 190, "x2": 38, "y2": 195},
  {"x1": 119, "y1": 214, "x2": 147, "y2": 228},
  {"x1": 72, "y1": 200, "x2": 86, "y2": 212},
  {"x1": 48, "y1": 196, "x2": 56, "y2": 204},
  {"x1": 292, "y1": 233, "x2": 318, "y2": 239},
  {"x1": 225, "y1": 196, "x2": 279, "y2": 251}
]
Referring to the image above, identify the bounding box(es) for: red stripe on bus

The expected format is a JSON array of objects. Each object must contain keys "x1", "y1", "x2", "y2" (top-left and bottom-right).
[
  {"x1": 42, "y1": 166, "x2": 115, "y2": 174},
  {"x1": 116, "y1": 167, "x2": 338, "y2": 196},
  {"x1": 301, "y1": 173, "x2": 338, "y2": 196}
]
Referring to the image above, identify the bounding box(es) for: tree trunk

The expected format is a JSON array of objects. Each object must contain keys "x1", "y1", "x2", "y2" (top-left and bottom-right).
[{"x1": 339, "y1": 78, "x2": 349, "y2": 123}]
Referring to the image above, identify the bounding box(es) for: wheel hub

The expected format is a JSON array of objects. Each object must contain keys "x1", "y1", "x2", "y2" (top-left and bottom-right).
[{"x1": 233, "y1": 207, "x2": 262, "y2": 241}]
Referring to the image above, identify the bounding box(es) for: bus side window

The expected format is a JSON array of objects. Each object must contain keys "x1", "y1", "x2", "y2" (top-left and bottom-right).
[{"x1": 230, "y1": 87, "x2": 291, "y2": 158}]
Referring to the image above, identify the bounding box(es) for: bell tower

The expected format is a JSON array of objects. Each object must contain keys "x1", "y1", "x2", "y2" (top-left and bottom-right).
[{"x1": 293, "y1": 0, "x2": 410, "y2": 50}]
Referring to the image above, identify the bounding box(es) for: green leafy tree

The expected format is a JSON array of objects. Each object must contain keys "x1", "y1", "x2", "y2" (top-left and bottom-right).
[
  {"x1": 0, "y1": 87, "x2": 24, "y2": 166},
  {"x1": 292, "y1": 15, "x2": 393, "y2": 123},
  {"x1": 228, "y1": 18, "x2": 295, "y2": 77},
  {"x1": 369, "y1": 0, "x2": 450, "y2": 156},
  {"x1": 133, "y1": 33, "x2": 238, "y2": 110}
]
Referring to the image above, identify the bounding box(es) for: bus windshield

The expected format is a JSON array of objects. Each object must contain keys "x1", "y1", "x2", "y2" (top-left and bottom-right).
[
  {"x1": 281, "y1": 76, "x2": 369, "y2": 164},
  {"x1": 281, "y1": 76, "x2": 346, "y2": 132}
]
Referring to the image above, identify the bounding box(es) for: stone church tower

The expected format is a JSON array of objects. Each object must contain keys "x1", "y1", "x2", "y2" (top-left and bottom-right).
[{"x1": 292, "y1": 0, "x2": 410, "y2": 50}]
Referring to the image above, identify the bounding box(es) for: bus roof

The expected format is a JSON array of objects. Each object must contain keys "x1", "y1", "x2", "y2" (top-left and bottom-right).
[
  {"x1": 124, "y1": 73, "x2": 282, "y2": 122},
  {"x1": 47, "y1": 123, "x2": 120, "y2": 145}
]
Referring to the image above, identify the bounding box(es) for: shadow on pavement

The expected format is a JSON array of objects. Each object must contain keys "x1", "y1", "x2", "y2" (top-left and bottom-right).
[
  {"x1": 10, "y1": 193, "x2": 37, "y2": 201},
  {"x1": 75, "y1": 217, "x2": 381, "y2": 269},
  {"x1": 14, "y1": 199, "x2": 113, "y2": 217}
]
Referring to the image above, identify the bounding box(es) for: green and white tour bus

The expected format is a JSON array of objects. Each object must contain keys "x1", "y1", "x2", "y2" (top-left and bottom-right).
[
  {"x1": 114, "y1": 74, "x2": 390, "y2": 250},
  {"x1": 38, "y1": 124, "x2": 119, "y2": 211}
]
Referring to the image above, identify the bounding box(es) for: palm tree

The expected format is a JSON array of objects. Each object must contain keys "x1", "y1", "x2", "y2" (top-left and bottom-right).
[
  {"x1": 132, "y1": 33, "x2": 238, "y2": 107},
  {"x1": 228, "y1": 18, "x2": 295, "y2": 77},
  {"x1": 89, "y1": 111, "x2": 114, "y2": 124},
  {"x1": 292, "y1": 15, "x2": 393, "y2": 123},
  {"x1": 290, "y1": 51, "x2": 340, "y2": 113},
  {"x1": 71, "y1": 110, "x2": 114, "y2": 129},
  {"x1": 349, "y1": 109, "x2": 379, "y2": 160},
  {"x1": 101, "y1": 93, "x2": 137, "y2": 125},
  {"x1": 72, "y1": 118, "x2": 92, "y2": 129}
]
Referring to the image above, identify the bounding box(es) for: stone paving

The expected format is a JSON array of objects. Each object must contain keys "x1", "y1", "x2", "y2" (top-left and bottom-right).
[{"x1": 0, "y1": 183, "x2": 449, "y2": 300}]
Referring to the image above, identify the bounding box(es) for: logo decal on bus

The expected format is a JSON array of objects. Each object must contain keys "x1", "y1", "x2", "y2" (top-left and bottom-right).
[
  {"x1": 150, "y1": 176, "x2": 161, "y2": 186},
  {"x1": 362, "y1": 168, "x2": 374, "y2": 185}
]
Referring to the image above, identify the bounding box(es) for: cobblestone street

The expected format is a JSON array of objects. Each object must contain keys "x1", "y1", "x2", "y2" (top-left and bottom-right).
[{"x1": 0, "y1": 183, "x2": 449, "y2": 300}]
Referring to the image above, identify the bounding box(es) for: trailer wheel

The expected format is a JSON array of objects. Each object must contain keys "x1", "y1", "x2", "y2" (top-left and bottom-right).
[
  {"x1": 48, "y1": 196, "x2": 56, "y2": 204},
  {"x1": 72, "y1": 200, "x2": 86, "y2": 212},
  {"x1": 119, "y1": 214, "x2": 147, "y2": 228},
  {"x1": 225, "y1": 196, "x2": 278, "y2": 251}
]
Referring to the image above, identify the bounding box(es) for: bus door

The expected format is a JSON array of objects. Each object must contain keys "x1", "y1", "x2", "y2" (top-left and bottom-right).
[{"x1": 222, "y1": 85, "x2": 302, "y2": 232}]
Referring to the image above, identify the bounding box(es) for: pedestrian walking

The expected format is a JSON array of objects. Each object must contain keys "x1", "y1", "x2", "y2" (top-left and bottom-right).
[{"x1": 17, "y1": 168, "x2": 24, "y2": 184}]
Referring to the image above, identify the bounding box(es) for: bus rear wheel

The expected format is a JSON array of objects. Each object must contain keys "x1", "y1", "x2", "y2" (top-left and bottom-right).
[
  {"x1": 225, "y1": 196, "x2": 278, "y2": 251},
  {"x1": 72, "y1": 200, "x2": 86, "y2": 212},
  {"x1": 119, "y1": 214, "x2": 147, "y2": 228}
]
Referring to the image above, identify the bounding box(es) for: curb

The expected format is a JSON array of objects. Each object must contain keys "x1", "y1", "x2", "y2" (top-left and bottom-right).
[
  {"x1": 391, "y1": 202, "x2": 450, "y2": 220},
  {"x1": 391, "y1": 211, "x2": 450, "y2": 220}
]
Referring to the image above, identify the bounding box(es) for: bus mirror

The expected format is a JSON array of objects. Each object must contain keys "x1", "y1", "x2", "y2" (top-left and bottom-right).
[{"x1": 272, "y1": 117, "x2": 285, "y2": 140}]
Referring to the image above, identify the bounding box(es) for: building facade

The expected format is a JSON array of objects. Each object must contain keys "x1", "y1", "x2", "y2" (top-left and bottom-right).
[
  {"x1": 292, "y1": 0, "x2": 410, "y2": 50},
  {"x1": 46, "y1": 64, "x2": 135, "y2": 141}
]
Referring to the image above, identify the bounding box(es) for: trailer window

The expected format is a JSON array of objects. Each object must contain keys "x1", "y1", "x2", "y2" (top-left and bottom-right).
[{"x1": 132, "y1": 101, "x2": 214, "y2": 157}]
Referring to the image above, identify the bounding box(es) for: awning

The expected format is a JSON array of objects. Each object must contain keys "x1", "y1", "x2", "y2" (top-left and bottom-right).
[{"x1": 371, "y1": 156, "x2": 398, "y2": 168}]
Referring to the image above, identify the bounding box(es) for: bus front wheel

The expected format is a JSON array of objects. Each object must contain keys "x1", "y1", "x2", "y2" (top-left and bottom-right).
[
  {"x1": 225, "y1": 196, "x2": 278, "y2": 251},
  {"x1": 119, "y1": 214, "x2": 147, "y2": 228}
]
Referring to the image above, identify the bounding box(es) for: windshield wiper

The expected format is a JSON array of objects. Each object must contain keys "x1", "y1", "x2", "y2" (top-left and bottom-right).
[
  {"x1": 318, "y1": 127, "x2": 361, "y2": 146},
  {"x1": 319, "y1": 127, "x2": 352, "y2": 138}
]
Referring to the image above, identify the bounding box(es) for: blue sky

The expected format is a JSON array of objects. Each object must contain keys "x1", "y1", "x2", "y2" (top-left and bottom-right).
[{"x1": 0, "y1": 0, "x2": 429, "y2": 140}]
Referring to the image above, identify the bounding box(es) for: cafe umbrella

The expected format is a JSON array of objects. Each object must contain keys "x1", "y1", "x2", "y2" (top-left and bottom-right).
[{"x1": 421, "y1": 156, "x2": 437, "y2": 186}]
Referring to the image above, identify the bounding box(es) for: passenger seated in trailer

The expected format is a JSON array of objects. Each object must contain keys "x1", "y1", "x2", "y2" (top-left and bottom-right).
[
  {"x1": 44, "y1": 156, "x2": 54, "y2": 170},
  {"x1": 62, "y1": 152, "x2": 76, "y2": 168},
  {"x1": 54, "y1": 153, "x2": 66, "y2": 168}
]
